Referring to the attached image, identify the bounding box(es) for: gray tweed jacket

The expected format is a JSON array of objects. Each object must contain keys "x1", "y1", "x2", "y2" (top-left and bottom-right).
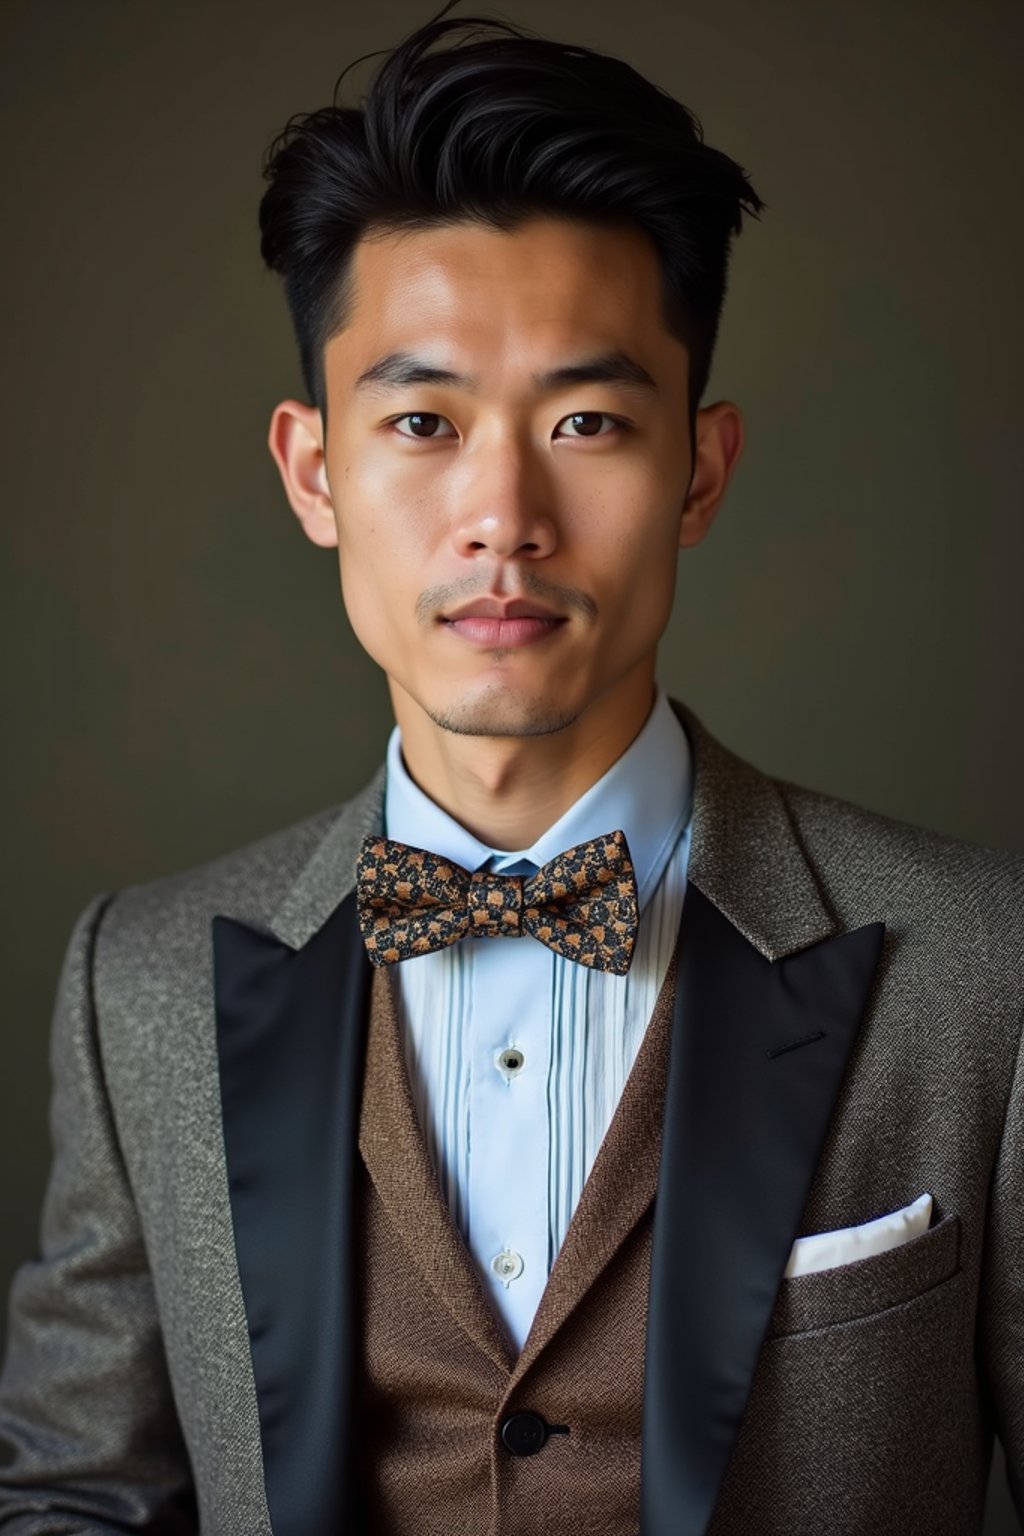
[{"x1": 0, "y1": 696, "x2": 1022, "y2": 1534}]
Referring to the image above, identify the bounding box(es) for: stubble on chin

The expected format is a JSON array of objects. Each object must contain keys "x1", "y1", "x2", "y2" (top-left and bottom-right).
[{"x1": 423, "y1": 681, "x2": 581, "y2": 739}]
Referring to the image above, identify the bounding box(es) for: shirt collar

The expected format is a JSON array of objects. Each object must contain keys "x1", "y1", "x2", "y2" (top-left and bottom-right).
[{"x1": 383, "y1": 685, "x2": 693, "y2": 911}]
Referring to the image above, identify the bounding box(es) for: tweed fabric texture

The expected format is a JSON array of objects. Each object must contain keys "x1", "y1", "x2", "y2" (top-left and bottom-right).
[
  {"x1": 0, "y1": 698, "x2": 1022, "y2": 1534},
  {"x1": 355, "y1": 829, "x2": 640, "y2": 974}
]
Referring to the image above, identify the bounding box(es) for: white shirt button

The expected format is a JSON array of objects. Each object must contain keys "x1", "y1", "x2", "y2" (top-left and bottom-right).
[
  {"x1": 495, "y1": 1046, "x2": 525, "y2": 1081},
  {"x1": 490, "y1": 1248, "x2": 524, "y2": 1286}
]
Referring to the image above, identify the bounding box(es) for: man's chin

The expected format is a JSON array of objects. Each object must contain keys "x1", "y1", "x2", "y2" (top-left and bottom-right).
[{"x1": 420, "y1": 684, "x2": 582, "y2": 739}]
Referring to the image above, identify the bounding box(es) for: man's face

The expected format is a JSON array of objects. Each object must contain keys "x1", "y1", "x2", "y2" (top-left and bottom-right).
[{"x1": 318, "y1": 216, "x2": 701, "y2": 738}]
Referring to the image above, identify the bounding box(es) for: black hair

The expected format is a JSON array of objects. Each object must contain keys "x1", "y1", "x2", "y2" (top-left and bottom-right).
[{"x1": 258, "y1": 0, "x2": 765, "y2": 439}]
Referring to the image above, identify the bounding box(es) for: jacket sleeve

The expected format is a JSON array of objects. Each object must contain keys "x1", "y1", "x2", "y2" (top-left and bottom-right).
[
  {"x1": 0, "y1": 892, "x2": 198, "y2": 1533},
  {"x1": 978, "y1": 995, "x2": 1024, "y2": 1524}
]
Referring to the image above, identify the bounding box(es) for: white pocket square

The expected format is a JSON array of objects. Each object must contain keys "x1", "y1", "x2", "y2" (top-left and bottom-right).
[{"x1": 783, "y1": 1192, "x2": 933, "y2": 1279}]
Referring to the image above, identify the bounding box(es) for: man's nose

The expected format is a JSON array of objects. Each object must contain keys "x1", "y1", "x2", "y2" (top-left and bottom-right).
[{"x1": 448, "y1": 446, "x2": 558, "y2": 560}]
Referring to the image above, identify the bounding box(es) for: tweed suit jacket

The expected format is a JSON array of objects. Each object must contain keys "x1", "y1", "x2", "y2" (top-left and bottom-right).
[{"x1": 0, "y1": 696, "x2": 1022, "y2": 1535}]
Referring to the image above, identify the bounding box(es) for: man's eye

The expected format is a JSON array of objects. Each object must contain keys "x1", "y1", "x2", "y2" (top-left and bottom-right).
[
  {"x1": 556, "y1": 412, "x2": 623, "y2": 438},
  {"x1": 391, "y1": 413, "x2": 457, "y2": 439}
]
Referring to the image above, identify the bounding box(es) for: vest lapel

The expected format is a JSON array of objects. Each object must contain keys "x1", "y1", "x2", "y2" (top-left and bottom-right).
[
  {"x1": 509, "y1": 951, "x2": 677, "y2": 1384},
  {"x1": 358, "y1": 962, "x2": 515, "y2": 1374}
]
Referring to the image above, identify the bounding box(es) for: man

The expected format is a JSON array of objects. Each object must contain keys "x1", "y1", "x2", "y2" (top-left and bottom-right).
[{"x1": 1, "y1": 5, "x2": 1021, "y2": 1534}]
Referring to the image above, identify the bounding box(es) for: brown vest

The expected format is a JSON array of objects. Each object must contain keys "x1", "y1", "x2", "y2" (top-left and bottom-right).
[{"x1": 354, "y1": 953, "x2": 678, "y2": 1534}]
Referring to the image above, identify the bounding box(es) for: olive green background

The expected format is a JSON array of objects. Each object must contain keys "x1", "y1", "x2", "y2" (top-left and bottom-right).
[{"x1": 1, "y1": 0, "x2": 1021, "y2": 1526}]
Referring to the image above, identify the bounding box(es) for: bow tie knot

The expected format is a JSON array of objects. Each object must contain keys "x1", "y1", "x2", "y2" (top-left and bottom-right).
[
  {"x1": 355, "y1": 830, "x2": 640, "y2": 974},
  {"x1": 468, "y1": 871, "x2": 525, "y2": 938}
]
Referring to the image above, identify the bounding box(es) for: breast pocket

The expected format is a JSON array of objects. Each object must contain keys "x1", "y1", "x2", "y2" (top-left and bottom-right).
[{"x1": 764, "y1": 1209, "x2": 962, "y2": 1339}]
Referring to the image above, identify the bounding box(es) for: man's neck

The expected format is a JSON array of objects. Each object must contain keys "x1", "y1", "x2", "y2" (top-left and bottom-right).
[{"x1": 388, "y1": 666, "x2": 658, "y2": 851}]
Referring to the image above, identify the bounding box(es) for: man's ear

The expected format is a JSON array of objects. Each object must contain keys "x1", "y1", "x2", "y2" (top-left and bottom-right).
[
  {"x1": 678, "y1": 400, "x2": 745, "y2": 550},
  {"x1": 266, "y1": 398, "x2": 339, "y2": 549}
]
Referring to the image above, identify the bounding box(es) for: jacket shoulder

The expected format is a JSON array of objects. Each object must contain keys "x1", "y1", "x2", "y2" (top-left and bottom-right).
[
  {"x1": 774, "y1": 771, "x2": 1024, "y2": 944},
  {"x1": 776, "y1": 771, "x2": 1024, "y2": 870}
]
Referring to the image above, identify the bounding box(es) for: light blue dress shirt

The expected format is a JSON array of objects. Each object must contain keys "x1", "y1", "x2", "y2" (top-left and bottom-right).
[{"x1": 383, "y1": 685, "x2": 694, "y2": 1353}]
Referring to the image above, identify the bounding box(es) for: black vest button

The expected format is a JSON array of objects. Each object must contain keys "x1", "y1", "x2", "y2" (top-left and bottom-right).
[{"x1": 500, "y1": 1411, "x2": 551, "y2": 1456}]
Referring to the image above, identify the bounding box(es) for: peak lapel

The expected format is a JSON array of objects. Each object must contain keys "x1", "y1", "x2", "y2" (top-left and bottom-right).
[
  {"x1": 211, "y1": 764, "x2": 385, "y2": 1536},
  {"x1": 639, "y1": 702, "x2": 886, "y2": 1536},
  {"x1": 668, "y1": 697, "x2": 837, "y2": 961},
  {"x1": 269, "y1": 763, "x2": 386, "y2": 951}
]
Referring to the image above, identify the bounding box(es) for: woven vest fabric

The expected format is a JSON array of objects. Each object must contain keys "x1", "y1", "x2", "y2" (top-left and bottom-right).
[{"x1": 355, "y1": 950, "x2": 679, "y2": 1534}]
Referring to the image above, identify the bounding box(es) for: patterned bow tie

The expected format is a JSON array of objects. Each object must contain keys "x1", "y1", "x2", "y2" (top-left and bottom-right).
[{"x1": 355, "y1": 829, "x2": 640, "y2": 975}]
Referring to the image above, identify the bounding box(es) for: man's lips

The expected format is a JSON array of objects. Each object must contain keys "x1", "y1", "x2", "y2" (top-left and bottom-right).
[
  {"x1": 442, "y1": 598, "x2": 565, "y2": 622},
  {"x1": 442, "y1": 615, "x2": 567, "y2": 648},
  {"x1": 439, "y1": 596, "x2": 568, "y2": 648}
]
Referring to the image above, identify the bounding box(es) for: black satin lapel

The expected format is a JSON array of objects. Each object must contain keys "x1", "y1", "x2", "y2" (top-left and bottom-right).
[
  {"x1": 640, "y1": 883, "x2": 886, "y2": 1536},
  {"x1": 212, "y1": 892, "x2": 372, "y2": 1536}
]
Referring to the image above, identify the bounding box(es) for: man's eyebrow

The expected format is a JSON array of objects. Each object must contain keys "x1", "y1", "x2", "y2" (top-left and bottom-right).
[{"x1": 353, "y1": 348, "x2": 659, "y2": 397}]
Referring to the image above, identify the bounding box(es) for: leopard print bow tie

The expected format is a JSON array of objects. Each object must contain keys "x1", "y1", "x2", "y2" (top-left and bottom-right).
[{"x1": 355, "y1": 829, "x2": 640, "y2": 975}]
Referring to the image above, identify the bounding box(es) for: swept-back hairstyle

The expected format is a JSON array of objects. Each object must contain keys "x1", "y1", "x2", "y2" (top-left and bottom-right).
[{"x1": 258, "y1": 0, "x2": 765, "y2": 437}]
